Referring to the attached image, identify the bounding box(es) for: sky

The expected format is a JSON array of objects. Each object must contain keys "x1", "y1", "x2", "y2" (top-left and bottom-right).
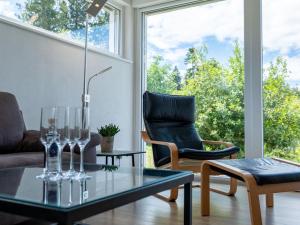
[{"x1": 147, "y1": 0, "x2": 300, "y2": 88}]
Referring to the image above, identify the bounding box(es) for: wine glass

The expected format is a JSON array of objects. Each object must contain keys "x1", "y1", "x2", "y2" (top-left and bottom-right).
[
  {"x1": 63, "y1": 107, "x2": 80, "y2": 178},
  {"x1": 36, "y1": 107, "x2": 56, "y2": 179},
  {"x1": 73, "y1": 107, "x2": 91, "y2": 180},
  {"x1": 51, "y1": 106, "x2": 69, "y2": 181}
]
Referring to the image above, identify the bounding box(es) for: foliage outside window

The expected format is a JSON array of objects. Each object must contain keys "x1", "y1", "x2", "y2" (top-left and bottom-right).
[
  {"x1": 0, "y1": 0, "x2": 120, "y2": 54},
  {"x1": 145, "y1": 0, "x2": 300, "y2": 163}
]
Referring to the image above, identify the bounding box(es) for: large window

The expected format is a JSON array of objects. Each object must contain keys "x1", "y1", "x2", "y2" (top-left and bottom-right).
[
  {"x1": 144, "y1": 0, "x2": 244, "y2": 166},
  {"x1": 263, "y1": 0, "x2": 300, "y2": 161},
  {"x1": 0, "y1": 0, "x2": 120, "y2": 54}
]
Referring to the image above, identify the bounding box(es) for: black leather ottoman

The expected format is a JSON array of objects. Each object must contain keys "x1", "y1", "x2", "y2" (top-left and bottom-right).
[{"x1": 201, "y1": 158, "x2": 300, "y2": 225}]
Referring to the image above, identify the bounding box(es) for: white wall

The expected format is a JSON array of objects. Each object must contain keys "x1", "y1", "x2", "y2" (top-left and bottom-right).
[{"x1": 0, "y1": 18, "x2": 134, "y2": 150}]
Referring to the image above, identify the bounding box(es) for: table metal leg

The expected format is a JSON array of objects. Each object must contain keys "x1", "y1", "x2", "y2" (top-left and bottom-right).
[
  {"x1": 184, "y1": 182, "x2": 192, "y2": 225},
  {"x1": 132, "y1": 155, "x2": 135, "y2": 167},
  {"x1": 112, "y1": 156, "x2": 115, "y2": 166},
  {"x1": 105, "y1": 156, "x2": 108, "y2": 165}
]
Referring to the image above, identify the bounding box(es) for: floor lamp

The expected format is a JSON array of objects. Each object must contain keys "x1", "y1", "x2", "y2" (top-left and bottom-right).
[{"x1": 82, "y1": 0, "x2": 109, "y2": 109}]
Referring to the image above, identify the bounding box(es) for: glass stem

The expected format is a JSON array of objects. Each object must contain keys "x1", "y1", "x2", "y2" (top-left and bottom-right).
[
  {"x1": 70, "y1": 145, "x2": 74, "y2": 171},
  {"x1": 57, "y1": 145, "x2": 63, "y2": 174},
  {"x1": 44, "y1": 144, "x2": 48, "y2": 172},
  {"x1": 80, "y1": 146, "x2": 85, "y2": 173}
]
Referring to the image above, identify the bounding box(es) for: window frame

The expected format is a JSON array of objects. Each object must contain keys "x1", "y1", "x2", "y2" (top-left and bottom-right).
[{"x1": 0, "y1": 0, "x2": 123, "y2": 56}]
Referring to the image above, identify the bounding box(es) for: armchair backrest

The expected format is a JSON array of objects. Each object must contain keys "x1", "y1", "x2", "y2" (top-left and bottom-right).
[
  {"x1": 0, "y1": 92, "x2": 26, "y2": 153},
  {"x1": 143, "y1": 91, "x2": 203, "y2": 167}
]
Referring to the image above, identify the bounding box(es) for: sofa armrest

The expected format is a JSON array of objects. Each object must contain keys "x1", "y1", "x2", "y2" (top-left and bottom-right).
[
  {"x1": 87, "y1": 132, "x2": 101, "y2": 149},
  {"x1": 18, "y1": 130, "x2": 44, "y2": 153}
]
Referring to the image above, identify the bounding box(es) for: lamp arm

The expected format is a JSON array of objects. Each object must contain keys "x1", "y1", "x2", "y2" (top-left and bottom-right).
[{"x1": 87, "y1": 66, "x2": 112, "y2": 94}]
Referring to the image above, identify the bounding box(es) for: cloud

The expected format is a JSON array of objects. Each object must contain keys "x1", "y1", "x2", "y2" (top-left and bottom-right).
[
  {"x1": 163, "y1": 48, "x2": 187, "y2": 64},
  {"x1": 148, "y1": 0, "x2": 300, "y2": 55},
  {"x1": 0, "y1": 2, "x2": 17, "y2": 18},
  {"x1": 147, "y1": 0, "x2": 300, "y2": 86},
  {"x1": 285, "y1": 55, "x2": 300, "y2": 82},
  {"x1": 263, "y1": 0, "x2": 300, "y2": 54},
  {"x1": 147, "y1": 0, "x2": 243, "y2": 50},
  {"x1": 0, "y1": 0, "x2": 26, "y2": 18}
]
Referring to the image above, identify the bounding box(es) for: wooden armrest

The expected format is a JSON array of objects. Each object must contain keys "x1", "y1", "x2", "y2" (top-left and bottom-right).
[
  {"x1": 272, "y1": 157, "x2": 300, "y2": 167},
  {"x1": 141, "y1": 131, "x2": 179, "y2": 168},
  {"x1": 202, "y1": 140, "x2": 234, "y2": 148}
]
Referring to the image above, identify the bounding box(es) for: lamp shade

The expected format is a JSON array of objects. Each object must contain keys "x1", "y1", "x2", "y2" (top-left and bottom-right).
[{"x1": 86, "y1": 0, "x2": 108, "y2": 17}]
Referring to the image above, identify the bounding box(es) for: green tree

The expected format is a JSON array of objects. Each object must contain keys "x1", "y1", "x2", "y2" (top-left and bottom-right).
[
  {"x1": 264, "y1": 57, "x2": 300, "y2": 152},
  {"x1": 178, "y1": 43, "x2": 245, "y2": 152},
  {"x1": 19, "y1": 0, "x2": 110, "y2": 37},
  {"x1": 147, "y1": 42, "x2": 300, "y2": 160},
  {"x1": 147, "y1": 56, "x2": 177, "y2": 94},
  {"x1": 66, "y1": 0, "x2": 88, "y2": 31},
  {"x1": 21, "y1": 0, "x2": 61, "y2": 32},
  {"x1": 171, "y1": 66, "x2": 182, "y2": 90},
  {"x1": 184, "y1": 46, "x2": 208, "y2": 81}
]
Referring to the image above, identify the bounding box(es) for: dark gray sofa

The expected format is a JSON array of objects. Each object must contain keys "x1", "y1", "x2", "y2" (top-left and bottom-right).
[{"x1": 0, "y1": 91, "x2": 100, "y2": 224}]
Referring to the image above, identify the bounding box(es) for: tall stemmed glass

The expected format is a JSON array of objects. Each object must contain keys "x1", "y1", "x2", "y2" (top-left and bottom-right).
[
  {"x1": 74, "y1": 107, "x2": 91, "y2": 180},
  {"x1": 52, "y1": 106, "x2": 69, "y2": 181},
  {"x1": 63, "y1": 107, "x2": 79, "y2": 178},
  {"x1": 36, "y1": 107, "x2": 56, "y2": 179}
]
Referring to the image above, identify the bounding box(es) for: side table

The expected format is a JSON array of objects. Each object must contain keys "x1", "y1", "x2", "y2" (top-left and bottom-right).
[{"x1": 96, "y1": 150, "x2": 146, "y2": 167}]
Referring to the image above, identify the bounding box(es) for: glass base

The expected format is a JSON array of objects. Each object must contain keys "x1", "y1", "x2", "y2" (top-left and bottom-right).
[
  {"x1": 72, "y1": 172, "x2": 91, "y2": 181},
  {"x1": 62, "y1": 169, "x2": 78, "y2": 179},
  {"x1": 36, "y1": 169, "x2": 50, "y2": 180},
  {"x1": 48, "y1": 172, "x2": 63, "y2": 181}
]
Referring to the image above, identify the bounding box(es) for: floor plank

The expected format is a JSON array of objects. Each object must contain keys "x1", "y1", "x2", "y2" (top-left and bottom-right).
[{"x1": 84, "y1": 183, "x2": 300, "y2": 225}]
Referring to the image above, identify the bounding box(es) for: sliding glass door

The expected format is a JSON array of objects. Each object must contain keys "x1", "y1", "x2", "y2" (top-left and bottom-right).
[
  {"x1": 263, "y1": 0, "x2": 300, "y2": 161},
  {"x1": 143, "y1": 0, "x2": 244, "y2": 167}
]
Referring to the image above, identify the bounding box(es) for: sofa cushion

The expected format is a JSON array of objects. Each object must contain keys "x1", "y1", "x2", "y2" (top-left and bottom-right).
[
  {"x1": 0, "y1": 152, "x2": 82, "y2": 170},
  {"x1": 0, "y1": 152, "x2": 44, "y2": 170},
  {"x1": 0, "y1": 92, "x2": 26, "y2": 154}
]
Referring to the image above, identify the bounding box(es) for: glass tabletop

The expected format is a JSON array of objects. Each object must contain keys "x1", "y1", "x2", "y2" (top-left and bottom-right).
[
  {"x1": 96, "y1": 150, "x2": 146, "y2": 156},
  {"x1": 0, "y1": 165, "x2": 187, "y2": 210}
]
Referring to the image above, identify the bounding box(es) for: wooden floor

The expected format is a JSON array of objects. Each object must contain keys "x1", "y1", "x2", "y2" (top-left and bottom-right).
[{"x1": 84, "y1": 183, "x2": 300, "y2": 225}]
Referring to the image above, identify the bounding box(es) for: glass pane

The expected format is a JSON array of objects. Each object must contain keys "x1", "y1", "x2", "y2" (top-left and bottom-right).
[
  {"x1": 0, "y1": 166, "x2": 182, "y2": 209},
  {"x1": 145, "y1": 0, "x2": 245, "y2": 164},
  {"x1": 0, "y1": 0, "x2": 120, "y2": 54},
  {"x1": 263, "y1": 0, "x2": 300, "y2": 162}
]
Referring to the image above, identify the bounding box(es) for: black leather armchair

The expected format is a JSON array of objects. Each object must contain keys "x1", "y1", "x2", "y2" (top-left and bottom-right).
[{"x1": 142, "y1": 91, "x2": 240, "y2": 201}]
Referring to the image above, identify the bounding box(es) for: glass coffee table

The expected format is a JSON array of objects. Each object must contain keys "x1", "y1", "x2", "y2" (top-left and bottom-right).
[
  {"x1": 96, "y1": 150, "x2": 146, "y2": 167},
  {"x1": 0, "y1": 164, "x2": 193, "y2": 225}
]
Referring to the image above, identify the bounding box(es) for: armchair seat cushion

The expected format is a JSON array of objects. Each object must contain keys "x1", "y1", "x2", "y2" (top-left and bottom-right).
[
  {"x1": 179, "y1": 146, "x2": 240, "y2": 160},
  {"x1": 216, "y1": 158, "x2": 300, "y2": 185},
  {"x1": 156, "y1": 146, "x2": 240, "y2": 167}
]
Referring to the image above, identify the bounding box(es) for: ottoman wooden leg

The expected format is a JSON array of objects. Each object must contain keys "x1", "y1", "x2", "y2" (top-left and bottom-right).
[
  {"x1": 169, "y1": 187, "x2": 179, "y2": 201},
  {"x1": 266, "y1": 193, "x2": 274, "y2": 208},
  {"x1": 247, "y1": 190, "x2": 262, "y2": 225},
  {"x1": 229, "y1": 177, "x2": 238, "y2": 196},
  {"x1": 201, "y1": 164, "x2": 211, "y2": 216},
  {"x1": 154, "y1": 187, "x2": 179, "y2": 202}
]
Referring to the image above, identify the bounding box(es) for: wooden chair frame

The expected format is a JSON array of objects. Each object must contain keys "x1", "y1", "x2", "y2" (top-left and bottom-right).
[
  {"x1": 141, "y1": 131, "x2": 238, "y2": 201},
  {"x1": 201, "y1": 157, "x2": 300, "y2": 225}
]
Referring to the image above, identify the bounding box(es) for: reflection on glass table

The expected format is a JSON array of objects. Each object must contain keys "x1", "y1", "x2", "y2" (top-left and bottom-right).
[{"x1": 0, "y1": 164, "x2": 193, "y2": 225}]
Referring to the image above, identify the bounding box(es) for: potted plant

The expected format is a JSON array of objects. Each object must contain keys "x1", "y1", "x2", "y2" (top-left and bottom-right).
[{"x1": 97, "y1": 123, "x2": 120, "y2": 153}]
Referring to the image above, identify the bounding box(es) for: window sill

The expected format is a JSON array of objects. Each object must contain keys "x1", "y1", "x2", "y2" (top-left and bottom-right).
[{"x1": 0, "y1": 16, "x2": 133, "y2": 64}]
